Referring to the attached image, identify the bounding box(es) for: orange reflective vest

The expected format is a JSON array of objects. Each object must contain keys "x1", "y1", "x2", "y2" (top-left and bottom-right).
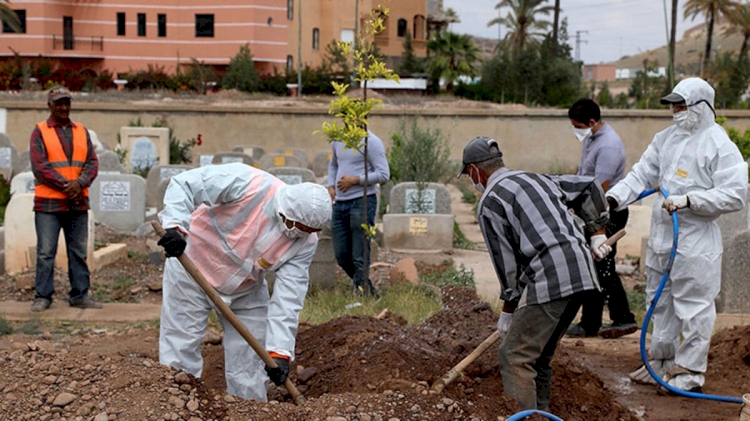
[{"x1": 34, "y1": 121, "x2": 89, "y2": 199}]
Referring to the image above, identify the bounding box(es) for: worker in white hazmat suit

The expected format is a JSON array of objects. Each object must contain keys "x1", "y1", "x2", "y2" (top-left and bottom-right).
[
  {"x1": 156, "y1": 163, "x2": 332, "y2": 401},
  {"x1": 606, "y1": 78, "x2": 747, "y2": 392}
]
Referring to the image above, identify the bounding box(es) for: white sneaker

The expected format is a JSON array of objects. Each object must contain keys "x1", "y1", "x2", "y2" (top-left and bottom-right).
[{"x1": 629, "y1": 359, "x2": 674, "y2": 385}]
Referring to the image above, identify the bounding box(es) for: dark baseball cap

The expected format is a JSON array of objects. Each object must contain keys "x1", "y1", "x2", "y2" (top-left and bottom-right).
[
  {"x1": 456, "y1": 136, "x2": 503, "y2": 178},
  {"x1": 48, "y1": 86, "x2": 72, "y2": 102},
  {"x1": 660, "y1": 92, "x2": 685, "y2": 105}
]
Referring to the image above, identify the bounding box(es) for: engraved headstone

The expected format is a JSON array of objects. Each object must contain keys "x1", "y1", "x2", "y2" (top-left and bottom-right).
[
  {"x1": 389, "y1": 182, "x2": 451, "y2": 214},
  {"x1": 211, "y1": 152, "x2": 254, "y2": 166},
  {"x1": 90, "y1": 174, "x2": 147, "y2": 232},
  {"x1": 312, "y1": 150, "x2": 332, "y2": 178},
  {"x1": 232, "y1": 145, "x2": 266, "y2": 162},
  {"x1": 129, "y1": 136, "x2": 159, "y2": 173},
  {"x1": 199, "y1": 154, "x2": 214, "y2": 167},
  {"x1": 10, "y1": 171, "x2": 35, "y2": 196},
  {"x1": 98, "y1": 150, "x2": 126, "y2": 174},
  {"x1": 259, "y1": 153, "x2": 304, "y2": 170},
  {"x1": 0, "y1": 133, "x2": 20, "y2": 181},
  {"x1": 266, "y1": 167, "x2": 316, "y2": 185},
  {"x1": 119, "y1": 127, "x2": 170, "y2": 172},
  {"x1": 275, "y1": 147, "x2": 309, "y2": 168}
]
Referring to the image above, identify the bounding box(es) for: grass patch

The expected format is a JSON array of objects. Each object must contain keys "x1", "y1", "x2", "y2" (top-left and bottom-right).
[
  {"x1": 19, "y1": 318, "x2": 42, "y2": 335},
  {"x1": 419, "y1": 259, "x2": 475, "y2": 288},
  {"x1": 453, "y1": 221, "x2": 477, "y2": 250},
  {"x1": 92, "y1": 278, "x2": 137, "y2": 303},
  {"x1": 0, "y1": 315, "x2": 13, "y2": 335},
  {"x1": 127, "y1": 250, "x2": 149, "y2": 260},
  {"x1": 300, "y1": 281, "x2": 442, "y2": 325}
]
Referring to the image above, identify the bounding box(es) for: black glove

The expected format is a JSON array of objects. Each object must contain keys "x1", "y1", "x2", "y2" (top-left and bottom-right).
[
  {"x1": 606, "y1": 196, "x2": 619, "y2": 211},
  {"x1": 157, "y1": 228, "x2": 186, "y2": 258},
  {"x1": 264, "y1": 358, "x2": 290, "y2": 386}
]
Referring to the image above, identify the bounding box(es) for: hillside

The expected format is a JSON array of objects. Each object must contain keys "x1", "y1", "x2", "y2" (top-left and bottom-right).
[{"x1": 613, "y1": 20, "x2": 745, "y2": 76}]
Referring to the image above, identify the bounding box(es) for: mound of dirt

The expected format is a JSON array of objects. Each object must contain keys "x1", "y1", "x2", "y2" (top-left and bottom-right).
[
  {"x1": 707, "y1": 324, "x2": 750, "y2": 394},
  {"x1": 0, "y1": 287, "x2": 638, "y2": 420}
]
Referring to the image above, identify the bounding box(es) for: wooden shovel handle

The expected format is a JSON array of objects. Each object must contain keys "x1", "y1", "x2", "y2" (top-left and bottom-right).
[
  {"x1": 151, "y1": 221, "x2": 306, "y2": 405},
  {"x1": 432, "y1": 330, "x2": 500, "y2": 393},
  {"x1": 604, "y1": 229, "x2": 626, "y2": 247}
]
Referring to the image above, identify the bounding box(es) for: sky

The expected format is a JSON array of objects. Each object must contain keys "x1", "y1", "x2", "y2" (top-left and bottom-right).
[{"x1": 443, "y1": 0, "x2": 696, "y2": 64}]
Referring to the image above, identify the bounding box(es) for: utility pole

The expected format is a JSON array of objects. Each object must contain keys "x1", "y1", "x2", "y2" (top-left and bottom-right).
[
  {"x1": 552, "y1": 0, "x2": 561, "y2": 53},
  {"x1": 297, "y1": 0, "x2": 302, "y2": 97},
  {"x1": 575, "y1": 30, "x2": 588, "y2": 62}
]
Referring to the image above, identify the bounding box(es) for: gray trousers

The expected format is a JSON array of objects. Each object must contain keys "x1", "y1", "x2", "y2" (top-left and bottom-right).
[{"x1": 497, "y1": 292, "x2": 584, "y2": 411}]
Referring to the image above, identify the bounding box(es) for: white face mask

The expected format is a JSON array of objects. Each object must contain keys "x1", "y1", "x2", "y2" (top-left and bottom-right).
[
  {"x1": 573, "y1": 127, "x2": 592, "y2": 143},
  {"x1": 470, "y1": 167, "x2": 485, "y2": 193},
  {"x1": 673, "y1": 110, "x2": 689, "y2": 124},
  {"x1": 281, "y1": 216, "x2": 310, "y2": 240}
]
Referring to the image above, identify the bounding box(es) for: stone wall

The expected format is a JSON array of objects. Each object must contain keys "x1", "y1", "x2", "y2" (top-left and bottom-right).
[{"x1": 3, "y1": 102, "x2": 750, "y2": 174}]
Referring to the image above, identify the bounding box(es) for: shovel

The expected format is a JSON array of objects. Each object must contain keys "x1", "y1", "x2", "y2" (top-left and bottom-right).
[
  {"x1": 431, "y1": 229, "x2": 627, "y2": 393},
  {"x1": 151, "y1": 221, "x2": 306, "y2": 405}
]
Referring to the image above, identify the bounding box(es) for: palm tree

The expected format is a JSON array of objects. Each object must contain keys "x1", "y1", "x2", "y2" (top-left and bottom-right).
[
  {"x1": 0, "y1": 0, "x2": 21, "y2": 33},
  {"x1": 445, "y1": 8, "x2": 459, "y2": 32},
  {"x1": 427, "y1": 31, "x2": 480, "y2": 93},
  {"x1": 488, "y1": 0, "x2": 554, "y2": 51},
  {"x1": 724, "y1": 2, "x2": 750, "y2": 61},
  {"x1": 683, "y1": 0, "x2": 738, "y2": 76}
]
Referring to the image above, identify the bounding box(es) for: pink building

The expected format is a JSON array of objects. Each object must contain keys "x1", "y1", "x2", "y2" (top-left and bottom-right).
[{"x1": 0, "y1": 0, "x2": 288, "y2": 74}]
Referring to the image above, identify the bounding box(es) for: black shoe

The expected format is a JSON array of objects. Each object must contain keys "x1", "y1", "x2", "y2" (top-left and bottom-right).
[
  {"x1": 598, "y1": 322, "x2": 638, "y2": 339},
  {"x1": 69, "y1": 296, "x2": 102, "y2": 309},
  {"x1": 566, "y1": 324, "x2": 597, "y2": 338},
  {"x1": 31, "y1": 298, "x2": 52, "y2": 312}
]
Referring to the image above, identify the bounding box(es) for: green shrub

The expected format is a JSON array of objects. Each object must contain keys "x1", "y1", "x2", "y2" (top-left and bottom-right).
[
  {"x1": 0, "y1": 175, "x2": 10, "y2": 225},
  {"x1": 388, "y1": 118, "x2": 453, "y2": 184},
  {"x1": 223, "y1": 44, "x2": 261, "y2": 93},
  {"x1": 0, "y1": 315, "x2": 12, "y2": 336},
  {"x1": 420, "y1": 259, "x2": 475, "y2": 288},
  {"x1": 453, "y1": 221, "x2": 477, "y2": 250},
  {"x1": 717, "y1": 116, "x2": 750, "y2": 177}
]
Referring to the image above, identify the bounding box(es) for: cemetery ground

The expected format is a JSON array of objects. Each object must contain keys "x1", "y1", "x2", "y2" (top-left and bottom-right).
[{"x1": 1, "y1": 187, "x2": 750, "y2": 420}]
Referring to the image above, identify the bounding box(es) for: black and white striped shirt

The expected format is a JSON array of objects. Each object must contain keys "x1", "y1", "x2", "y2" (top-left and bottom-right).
[{"x1": 478, "y1": 168, "x2": 600, "y2": 307}]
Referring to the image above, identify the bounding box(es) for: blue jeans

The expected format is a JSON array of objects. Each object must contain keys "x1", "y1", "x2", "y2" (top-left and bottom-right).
[
  {"x1": 35, "y1": 211, "x2": 91, "y2": 305},
  {"x1": 331, "y1": 194, "x2": 377, "y2": 294}
]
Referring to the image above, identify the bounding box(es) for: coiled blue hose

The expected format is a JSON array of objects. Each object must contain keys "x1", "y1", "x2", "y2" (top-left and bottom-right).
[
  {"x1": 505, "y1": 409, "x2": 564, "y2": 421},
  {"x1": 636, "y1": 188, "x2": 742, "y2": 403}
]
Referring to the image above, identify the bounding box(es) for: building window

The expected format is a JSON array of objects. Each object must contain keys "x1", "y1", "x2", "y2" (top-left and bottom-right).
[
  {"x1": 268, "y1": 17, "x2": 273, "y2": 26},
  {"x1": 286, "y1": 55, "x2": 294, "y2": 73},
  {"x1": 158, "y1": 14, "x2": 166, "y2": 37},
  {"x1": 312, "y1": 28, "x2": 319, "y2": 50},
  {"x1": 2, "y1": 9, "x2": 26, "y2": 33},
  {"x1": 287, "y1": 0, "x2": 293, "y2": 20},
  {"x1": 195, "y1": 14, "x2": 214, "y2": 37},
  {"x1": 116, "y1": 12, "x2": 125, "y2": 36},
  {"x1": 137, "y1": 13, "x2": 146, "y2": 36},
  {"x1": 397, "y1": 18, "x2": 407, "y2": 37},
  {"x1": 413, "y1": 15, "x2": 425, "y2": 40}
]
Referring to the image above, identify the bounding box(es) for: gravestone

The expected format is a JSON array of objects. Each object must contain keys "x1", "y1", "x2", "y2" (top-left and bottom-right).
[
  {"x1": 88, "y1": 129, "x2": 106, "y2": 154},
  {"x1": 267, "y1": 167, "x2": 316, "y2": 185},
  {"x1": 232, "y1": 145, "x2": 266, "y2": 162},
  {"x1": 18, "y1": 149, "x2": 30, "y2": 174},
  {"x1": 156, "y1": 178, "x2": 171, "y2": 213},
  {"x1": 259, "y1": 153, "x2": 304, "y2": 170},
  {"x1": 10, "y1": 171, "x2": 35, "y2": 196},
  {"x1": 312, "y1": 150, "x2": 332, "y2": 178},
  {"x1": 0, "y1": 133, "x2": 20, "y2": 181},
  {"x1": 198, "y1": 154, "x2": 215, "y2": 167},
  {"x1": 119, "y1": 127, "x2": 170, "y2": 172},
  {"x1": 718, "y1": 230, "x2": 750, "y2": 314},
  {"x1": 98, "y1": 150, "x2": 126, "y2": 174},
  {"x1": 309, "y1": 230, "x2": 335, "y2": 289},
  {"x1": 211, "y1": 152, "x2": 255, "y2": 166},
  {"x1": 389, "y1": 182, "x2": 452, "y2": 215},
  {"x1": 275, "y1": 147, "x2": 308, "y2": 169},
  {"x1": 146, "y1": 165, "x2": 193, "y2": 207},
  {"x1": 4, "y1": 193, "x2": 95, "y2": 275},
  {"x1": 717, "y1": 188, "x2": 750, "y2": 242},
  {"x1": 90, "y1": 174, "x2": 147, "y2": 232}
]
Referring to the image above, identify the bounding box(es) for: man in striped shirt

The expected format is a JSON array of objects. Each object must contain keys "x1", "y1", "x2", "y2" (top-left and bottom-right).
[{"x1": 457, "y1": 136, "x2": 606, "y2": 411}]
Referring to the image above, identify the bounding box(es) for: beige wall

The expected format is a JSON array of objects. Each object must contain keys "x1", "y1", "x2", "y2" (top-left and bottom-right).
[{"x1": 3, "y1": 101, "x2": 750, "y2": 173}]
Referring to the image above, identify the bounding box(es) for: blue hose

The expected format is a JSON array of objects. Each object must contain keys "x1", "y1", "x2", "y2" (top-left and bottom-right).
[
  {"x1": 505, "y1": 410, "x2": 564, "y2": 421},
  {"x1": 636, "y1": 188, "x2": 742, "y2": 403}
]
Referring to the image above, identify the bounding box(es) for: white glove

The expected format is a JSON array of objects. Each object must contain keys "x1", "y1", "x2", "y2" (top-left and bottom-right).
[
  {"x1": 497, "y1": 311, "x2": 513, "y2": 339},
  {"x1": 590, "y1": 234, "x2": 612, "y2": 261},
  {"x1": 662, "y1": 195, "x2": 689, "y2": 214}
]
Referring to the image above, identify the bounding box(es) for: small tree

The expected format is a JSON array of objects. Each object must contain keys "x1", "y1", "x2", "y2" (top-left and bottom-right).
[
  {"x1": 597, "y1": 81, "x2": 612, "y2": 108},
  {"x1": 318, "y1": 5, "x2": 398, "y2": 295},
  {"x1": 223, "y1": 44, "x2": 261, "y2": 93},
  {"x1": 396, "y1": 30, "x2": 425, "y2": 76}
]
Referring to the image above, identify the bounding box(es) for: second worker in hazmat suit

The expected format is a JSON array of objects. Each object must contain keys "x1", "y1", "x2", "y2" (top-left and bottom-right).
[
  {"x1": 156, "y1": 163, "x2": 332, "y2": 401},
  {"x1": 606, "y1": 78, "x2": 747, "y2": 392}
]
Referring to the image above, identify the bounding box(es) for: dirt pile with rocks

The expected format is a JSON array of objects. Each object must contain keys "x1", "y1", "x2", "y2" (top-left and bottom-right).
[{"x1": 0, "y1": 286, "x2": 637, "y2": 421}]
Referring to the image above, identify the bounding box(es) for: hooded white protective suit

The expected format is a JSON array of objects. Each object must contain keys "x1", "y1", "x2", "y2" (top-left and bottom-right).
[
  {"x1": 607, "y1": 78, "x2": 748, "y2": 391},
  {"x1": 157, "y1": 163, "x2": 332, "y2": 401}
]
